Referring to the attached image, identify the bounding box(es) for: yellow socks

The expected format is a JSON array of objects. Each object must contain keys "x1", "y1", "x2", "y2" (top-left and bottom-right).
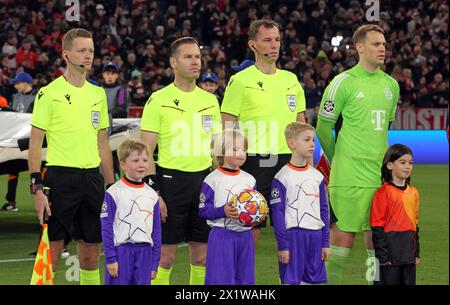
[
  {"x1": 80, "y1": 268, "x2": 100, "y2": 285},
  {"x1": 150, "y1": 265, "x2": 205, "y2": 285},
  {"x1": 189, "y1": 264, "x2": 205, "y2": 285},
  {"x1": 151, "y1": 266, "x2": 172, "y2": 285}
]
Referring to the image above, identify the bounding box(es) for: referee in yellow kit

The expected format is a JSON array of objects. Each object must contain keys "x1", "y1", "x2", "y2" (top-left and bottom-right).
[
  {"x1": 28, "y1": 28, "x2": 115, "y2": 285},
  {"x1": 140, "y1": 37, "x2": 221, "y2": 285},
  {"x1": 221, "y1": 20, "x2": 307, "y2": 244}
]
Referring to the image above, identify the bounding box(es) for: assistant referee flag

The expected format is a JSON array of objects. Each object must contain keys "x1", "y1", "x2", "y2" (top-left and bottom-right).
[{"x1": 30, "y1": 224, "x2": 54, "y2": 285}]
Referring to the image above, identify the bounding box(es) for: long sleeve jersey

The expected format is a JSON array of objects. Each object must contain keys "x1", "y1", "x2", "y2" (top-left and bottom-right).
[
  {"x1": 199, "y1": 167, "x2": 256, "y2": 232},
  {"x1": 370, "y1": 182, "x2": 420, "y2": 265},
  {"x1": 101, "y1": 177, "x2": 161, "y2": 271},
  {"x1": 270, "y1": 163, "x2": 330, "y2": 251}
]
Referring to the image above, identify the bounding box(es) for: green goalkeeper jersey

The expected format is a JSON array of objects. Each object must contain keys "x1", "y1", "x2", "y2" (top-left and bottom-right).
[{"x1": 318, "y1": 64, "x2": 399, "y2": 187}]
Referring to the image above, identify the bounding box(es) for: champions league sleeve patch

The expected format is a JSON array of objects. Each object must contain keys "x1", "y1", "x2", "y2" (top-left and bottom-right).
[
  {"x1": 323, "y1": 100, "x2": 335, "y2": 112},
  {"x1": 270, "y1": 188, "x2": 281, "y2": 204},
  {"x1": 199, "y1": 192, "x2": 206, "y2": 209},
  {"x1": 319, "y1": 100, "x2": 336, "y2": 119},
  {"x1": 100, "y1": 202, "x2": 108, "y2": 218}
]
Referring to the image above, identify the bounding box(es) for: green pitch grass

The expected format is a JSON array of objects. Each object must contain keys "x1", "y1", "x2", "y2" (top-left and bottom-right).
[{"x1": 0, "y1": 165, "x2": 447, "y2": 285}]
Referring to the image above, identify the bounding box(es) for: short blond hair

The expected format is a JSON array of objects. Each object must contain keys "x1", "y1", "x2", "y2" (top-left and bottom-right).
[
  {"x1": 117, "y1": 139, "x2": 150, "y2": 162},
  {"x1": 62, "y1": 28, "x2": 92, "y2": 50},
  {"x1": 285, "y1": 122, "x2": 315, "y2": 143},
  {"x1": 211, "y1": 129, "x2": 248, "y2": 166},
  {"x1": 353, "y1": 24, "x2": 384, "y2": 44}
]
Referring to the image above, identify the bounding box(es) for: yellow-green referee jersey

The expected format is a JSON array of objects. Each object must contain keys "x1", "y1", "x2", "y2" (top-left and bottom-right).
[
  {"x1": 141, "y1": 83, "x2": 221, "y2": 172},
  {"x1": 31, "y1": 76, "x2": 109, "y2": 168},
  {"x1": 221, "y1": 65, "x2": 306, "y2": 155}
]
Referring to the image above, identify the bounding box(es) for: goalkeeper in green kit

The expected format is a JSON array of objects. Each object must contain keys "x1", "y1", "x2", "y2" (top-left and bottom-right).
[{"x1": 316, "y1": 24, "x2": 399, "y2": 284}]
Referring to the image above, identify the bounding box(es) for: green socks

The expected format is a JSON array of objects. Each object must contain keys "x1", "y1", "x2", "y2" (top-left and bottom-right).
[
  {"x1": 80, "y1": 268, "x2": 100, "y2": 285},
  {"x1": 326, "y1": 245, "x2": 351, "y2": 285},
  {"x1": 189, "y1": 264, "x2": 206, "y2": 285},
  {"x1": 151, "y1": 266, "x2": 172, "y2": 285}
]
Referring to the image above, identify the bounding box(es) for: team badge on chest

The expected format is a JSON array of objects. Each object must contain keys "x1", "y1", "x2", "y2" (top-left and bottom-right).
[
  {"x1": 287, "y1": 95, "x2": 296, "y2": 112},
  {"x1": 384, "y1": 88, "x2": 393, "y2": 101},
  {"x1": 202, "y1": 115, "x2": 213, "y2": 132},
  {"x1": 91, "y1": 111, "x2": 100, "y2": 129}
]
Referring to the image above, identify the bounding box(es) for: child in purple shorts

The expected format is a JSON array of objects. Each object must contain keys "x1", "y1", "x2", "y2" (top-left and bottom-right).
[
  {"x1": 199, "y1": 129, "x2": 256, "y2": 285},
  {"x1": 101, "y1": 139, "x2": 161, "y2": 285},
  {"x1": 271, "y1": 122, "x2": 330, "y2": 285}
]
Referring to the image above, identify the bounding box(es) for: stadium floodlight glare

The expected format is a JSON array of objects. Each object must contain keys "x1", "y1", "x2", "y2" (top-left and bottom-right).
[{"x1": 331, "y1": 35, "x2": 344, "y2": 52}]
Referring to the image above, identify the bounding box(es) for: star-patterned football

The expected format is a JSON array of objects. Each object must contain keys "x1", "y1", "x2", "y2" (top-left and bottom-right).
[{"x1": 229, "y1": 189, "x2": 269, "y2": 227}]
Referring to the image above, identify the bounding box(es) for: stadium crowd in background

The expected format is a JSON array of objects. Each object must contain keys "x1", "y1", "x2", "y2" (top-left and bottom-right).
[{"x1": 0, "y1": 0, "x2": 448, "y2": 111}]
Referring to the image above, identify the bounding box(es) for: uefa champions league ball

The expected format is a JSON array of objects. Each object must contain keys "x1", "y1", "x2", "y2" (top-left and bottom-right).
[{"x1": 229, "y1": 189, "x2": 269, "y2": 227}]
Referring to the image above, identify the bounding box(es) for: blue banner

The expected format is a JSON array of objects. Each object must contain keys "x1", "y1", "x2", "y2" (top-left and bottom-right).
[{"x1": 314, "y1": 130, "x2": 449, "y2": 165}]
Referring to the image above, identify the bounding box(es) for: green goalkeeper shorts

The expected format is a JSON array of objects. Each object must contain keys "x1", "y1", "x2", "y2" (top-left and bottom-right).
[{"x1": 328, "y1": 186, "x2": 378, "y2": 233}]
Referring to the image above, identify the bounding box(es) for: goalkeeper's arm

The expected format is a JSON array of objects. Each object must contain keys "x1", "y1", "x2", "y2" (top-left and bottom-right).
[{"x1": 316, "y1": 118, "x2": 336, "y2": 163}]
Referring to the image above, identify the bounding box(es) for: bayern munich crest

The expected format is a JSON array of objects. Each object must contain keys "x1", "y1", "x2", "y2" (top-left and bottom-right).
[{"x1": 384, "y1": 88, "x2": 393, "y2": 101}]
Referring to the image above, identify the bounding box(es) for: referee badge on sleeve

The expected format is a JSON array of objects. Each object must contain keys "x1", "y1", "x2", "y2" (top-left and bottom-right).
[
  {"x1": 202, "y1": 115, "x2": 213, "y2": 132},
  {"x1": 91, "y1": 111, "x2": 100, "y2": 129},
  {"x1": 287, "y1": 95, "x2": 296, "y2": 112}
]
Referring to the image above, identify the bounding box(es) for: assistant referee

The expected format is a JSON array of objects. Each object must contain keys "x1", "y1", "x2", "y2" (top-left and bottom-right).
[{"x1": 28, "y1": 28, "x2": 115, "y2": 285}]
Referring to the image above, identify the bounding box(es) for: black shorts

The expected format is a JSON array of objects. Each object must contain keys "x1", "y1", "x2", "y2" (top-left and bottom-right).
[
  {"x1": 0, "y1": 159, "x2": 28, "y2": 175},
  {"x1": 157, "y1": 166, "x2": 211, "y2": 244},
  {"x1": 241, "y1": 154, "x2": 291, "y2": 228},
  {"x1": 44, "y1": 166, "x2": 105, "y2": 243}
]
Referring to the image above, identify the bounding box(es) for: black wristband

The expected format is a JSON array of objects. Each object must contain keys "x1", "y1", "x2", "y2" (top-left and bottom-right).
[
  {"x1": 30, "y1": 172, "x2": 44, "y2": 194},
  {"x1": 143, "y1": 174, "x2": 159, "y2": 192}
]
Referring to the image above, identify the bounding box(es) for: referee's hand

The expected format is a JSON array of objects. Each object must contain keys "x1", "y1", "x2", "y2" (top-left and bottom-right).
[
  {"x1": 33, "y1": 190, "x2": 51, "y2": 226},
  {"x1": 159, "y1": 196, "x2": 168, "y2": 223}
]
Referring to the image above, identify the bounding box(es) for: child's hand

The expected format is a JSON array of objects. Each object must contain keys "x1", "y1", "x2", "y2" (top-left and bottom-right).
[
  {"x1": 380, "y1": 261, "x2": 392, "y2": 266},
  {"x1": 224, "y1": 202, "x2": 239, "y2": 220},
  {"x1": 107, "y1": 262, "x2": 119, "y2": 278},
  {"x1": 321, "y1": 248, "x2": 330, "y2": 261},
  {"x1": 278, "y1": 250, "x2": 290, "y2": 264},
  {"x1": 415, "y1": 257, "x2": 420, "y2": 265},
  {"x1": 151, "y1": 271, "x2": 157, "y2": 279}
]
